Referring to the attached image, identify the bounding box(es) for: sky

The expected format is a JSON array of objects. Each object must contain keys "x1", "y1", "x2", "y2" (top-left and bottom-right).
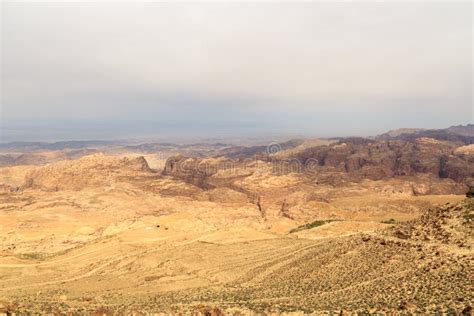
[{"x1": 0, "y1": 1, "x2": 472, "y2": 142}]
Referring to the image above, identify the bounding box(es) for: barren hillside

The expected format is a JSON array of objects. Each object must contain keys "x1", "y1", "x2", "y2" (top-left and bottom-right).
[{"x1": 0, "y1": 135, "x2": 472, "y2": 314}]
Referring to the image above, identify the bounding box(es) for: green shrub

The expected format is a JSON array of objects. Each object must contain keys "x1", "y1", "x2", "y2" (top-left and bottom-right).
[
  {"x1": 381, "y1": 218, "x2": 396, "y2": 224},
  {"x1": 289, "y1": 219, "x2": 338, "y2": 233}
]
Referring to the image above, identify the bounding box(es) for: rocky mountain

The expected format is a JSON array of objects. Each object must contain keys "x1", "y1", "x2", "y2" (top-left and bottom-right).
[
  {"x1": 219, "y1": 139, "x2": 304, "y2": 159},
  {"x1": 378, "y1": 124, "x2": 474, "y2": 144},
  {"x1": 163, "y1": 136, "x2": 473, "y2": 196},
  {"x1": 445, "y1": 124, "x2": 474, "y2": 137},
  {"x1": 22, "y1": 154, "x2": 153, "y2": 191},
  {"x1": 291, "y1": 137, "x2": 474, "y2": 185},
  {"x1": 378, "y1": 128, "x2": 425, "y2": 138}
]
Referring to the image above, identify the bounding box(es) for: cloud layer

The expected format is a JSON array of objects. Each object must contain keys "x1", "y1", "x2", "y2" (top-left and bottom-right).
[{"x1": 1, "y1": 2, "x2": 472, "y2": 139}]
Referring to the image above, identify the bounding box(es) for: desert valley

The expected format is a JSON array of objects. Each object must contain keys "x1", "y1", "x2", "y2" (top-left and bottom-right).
[
  {"x1": 2, "y1": 1, "x2": 473, "y2": 314},
  {"x1": 0, "y1": 125, "x2": 472, "y2": 314}
]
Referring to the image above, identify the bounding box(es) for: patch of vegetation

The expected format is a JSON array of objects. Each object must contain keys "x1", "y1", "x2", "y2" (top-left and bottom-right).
[
  {"x1": 381, "y1": 218, "x2": 397, "y2": 224},
  {"x1": 289, "y1": 219, "x2": 339, "y2": 233},
  {"x1": 16, "y1": 248, "x2": 70, "y2": 261},
  {"x1": 16, "y1": 252, "x2": 46, "y2": 260}
]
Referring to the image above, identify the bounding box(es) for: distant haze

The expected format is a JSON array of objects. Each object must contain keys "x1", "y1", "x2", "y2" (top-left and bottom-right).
[{"x1": 1, "y1": 1, "x2": 472, "y2": 142}]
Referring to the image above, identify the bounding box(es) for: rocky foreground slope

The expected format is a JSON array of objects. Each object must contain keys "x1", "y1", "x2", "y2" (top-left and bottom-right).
[
  {"x1": 0, "y1": 193, "x2": 472, "y2": 314},
  {"x1": 136, "y1": 199, "x2": 473, "y2": 314}
]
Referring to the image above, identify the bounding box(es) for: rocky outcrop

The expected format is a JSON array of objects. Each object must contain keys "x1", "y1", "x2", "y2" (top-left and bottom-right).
[
  {"x1": 22, "y1": 154, "x2": 153, "y2": 191},
  {"x1": 162, "y1": 155, "x2": 215, "y2": 189},
  {"x1": 294, "y1": 138, "x2": 474, "y2": 185},
  {"x1": 162, "y1": 155, "x2": 264, "y2": 204},
  {"x1": 162, "y1": 155, "x2": 252, "y2": 189},
  {"x1": 390, "y1": 199, "x2": 473, "y2": 247},
  {"x1": 121, "y1": 156, "x2": 152, "y2": 172},
  {"x1": 161, "y1": 137, "x2": 472, "y2": 196}
]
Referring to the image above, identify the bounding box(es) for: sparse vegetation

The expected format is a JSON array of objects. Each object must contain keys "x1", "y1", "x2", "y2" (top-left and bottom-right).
[
  {"x1": 16, "y1": 252, "x2": 46, "y2": 260},
  {"x1": 289, "y1": 219, "x2": 339, "y2": 233}
]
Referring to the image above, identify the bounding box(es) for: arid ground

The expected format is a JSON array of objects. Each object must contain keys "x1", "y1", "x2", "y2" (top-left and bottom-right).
[{"x1": 0, "y1": 126, "x2": 473, "y2": 314}]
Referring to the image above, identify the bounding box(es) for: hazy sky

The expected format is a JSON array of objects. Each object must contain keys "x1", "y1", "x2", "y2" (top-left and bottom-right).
[{"x1": 1, "y1": 1, "x2": 472, "y2": 141}]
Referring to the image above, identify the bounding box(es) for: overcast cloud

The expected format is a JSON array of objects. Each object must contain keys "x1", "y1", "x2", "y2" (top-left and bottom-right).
[{"x1": 0, "y1": 1, "x2": 472, "y2": 141}]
